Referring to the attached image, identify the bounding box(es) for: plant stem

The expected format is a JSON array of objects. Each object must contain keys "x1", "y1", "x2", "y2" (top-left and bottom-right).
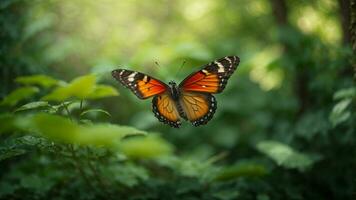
[
  {"x1": 80, "y1": 99, "x2": 84, "y2": 112},
  {"x1": 63, "y1": 103, "x2": 73, "y2": 121},
  {"x1": 62, "y1": 101, "x2": 97, "y2": 191}
]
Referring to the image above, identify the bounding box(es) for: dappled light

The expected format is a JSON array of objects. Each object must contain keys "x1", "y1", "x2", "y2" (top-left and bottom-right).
[{"x1": 0, "y1": 0, "x2": 355, "y2": 199}]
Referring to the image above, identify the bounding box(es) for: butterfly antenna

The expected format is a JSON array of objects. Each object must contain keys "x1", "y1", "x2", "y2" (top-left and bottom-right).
[
  {"x1": 175, "y1": 60, "x2": 186, "y2": 79},
  {"x1": 154, "y1": 61, "x2": 161, "y2": 68}
]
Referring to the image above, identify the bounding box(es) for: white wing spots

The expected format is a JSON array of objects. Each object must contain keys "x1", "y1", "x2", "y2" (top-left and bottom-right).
[
  {"x1": 202, "y1": 85, "x2": 206, "y2": 88},
  {"x1": 215, "y1": 61, "x2": 225, "y2": 73},
  {"x1": 202, "y1": 69, "x2": 209, "y2": 74},
  {"x1": 128, "y1": 72, "x2": 137, "y2": 82},
  {"x1": 143, "y1": 75, "x2": 148, "y2": 82},
  {"x1": 225, "y1": 56, "x2": 232, "y2": 64},
  {"x1": 119, "y1": 70, "x2": 125, "y2": 75}
]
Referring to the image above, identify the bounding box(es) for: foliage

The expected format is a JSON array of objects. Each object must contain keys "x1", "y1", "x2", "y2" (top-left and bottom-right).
[
  {"x1": 0, "y1": 87, "x2": 39, "y2": 106},
  {"x1": 256, "y1": 140, "x2": 316, "y2": 171},
  {"x1": 15, "y1": 75, "x2": 61, "y2": 88},
  {"x1": 0, "y1": 0, "x2": 355, "y2": 199}
]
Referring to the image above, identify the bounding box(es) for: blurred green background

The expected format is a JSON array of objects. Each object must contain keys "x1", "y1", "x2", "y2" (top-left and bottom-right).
[{"x1": 0, "y1": 0, "x2": 355, "y2": 199}]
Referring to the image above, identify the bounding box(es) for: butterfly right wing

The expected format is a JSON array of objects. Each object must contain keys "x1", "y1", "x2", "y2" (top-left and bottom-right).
[
  {"x1": 179, "y1": 91, "x2": 217, "y2": 126},
  {"x1": 179, "y1": 56, "x2": 240, "y2": 94},
  {"x1": 152, "y1": 93, "x2": 181, "y2": 128},
  {"x1": 112, "y1": 69, "x2": 168, "y2": 99}
]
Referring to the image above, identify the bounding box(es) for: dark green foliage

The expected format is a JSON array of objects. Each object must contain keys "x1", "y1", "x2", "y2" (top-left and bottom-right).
[{"x1": 0, "y1": 0, "x2": 355, "y2": 199}]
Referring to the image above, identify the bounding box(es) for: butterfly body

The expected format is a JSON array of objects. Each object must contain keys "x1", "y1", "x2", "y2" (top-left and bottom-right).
[
  {"x1": 112, "y1": 56, "x2": 240, "y2": 128},
  {"x1": 168, "y1": 81, "x2": 180, "y2": 101}
]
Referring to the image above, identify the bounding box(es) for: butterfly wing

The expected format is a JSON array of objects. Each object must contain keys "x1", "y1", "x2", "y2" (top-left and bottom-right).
[
  {"x1": 112, "y1": 69, "x2": 168, "y2": 99},
  {"x1": 152, "y1": 93, "x2": 181, "y2": 128},
  {"x1": 178, "y1": 91, "x2": 217, "y2": 126},
  {"x1": 179, "y1": 56, "x2": 240, "y2": 93}
]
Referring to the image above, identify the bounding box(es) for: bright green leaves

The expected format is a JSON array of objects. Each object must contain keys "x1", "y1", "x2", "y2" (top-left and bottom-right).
[
  {"x1": 119, "y1": 134, "x2": 174, "y2": 159},
  {"x1": 15, "y1": 75, "x2": 61, "y2": 88},
  {"x1": 0, "y1": 73, "x2": 119, "y2": 113},
  {"x1": 86, "y1": 85, "x2": 119, "y2": 99},
  {"x1": 257, "y1": 140, "x2": 316, "y2": 170},
  {"x1": 77, "y1": 124, "x2": 145, "y2": 146},
  {"x1": 42, "y1": 74, "x2": 118, "y2": 101},
  {"x1": 0, "y1": 113, "x2": 146, "y2": 147},
  {"x1": 42, "y1": 74, "x2": 96, "y2": 101},
  {"x1": 329, "y1": 87, "x2": 355, "y2": 127},
  {"x1": 4, "y1": 74, "x2": 119, "y2": 103},
  {"x1": 30, "y1": 114, "x2": 78, "y2": 142},
  {"x1": 0, "y1": 87, "x2": 39, "y2": 106},
  {"x1": 33, "y1": 114, "x2": 146, "y2": 146}
]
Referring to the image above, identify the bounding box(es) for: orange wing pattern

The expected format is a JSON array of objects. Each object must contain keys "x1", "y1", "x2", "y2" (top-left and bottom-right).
[
  {"x1": 180, "y1": 56, "x2": 240, "y2": 93},
  {"x1": 179, "y1": 92, "x2": 217, "y2": 126},
  {"x1": 152, "y1": 93, "x2": 181, "y2": 128},
  {"x1": 112, "y1": 69, "x2": 167, "y2": 99},
  {"x1": 112, "y1": 56, "x2": 240, "y2": 128}
]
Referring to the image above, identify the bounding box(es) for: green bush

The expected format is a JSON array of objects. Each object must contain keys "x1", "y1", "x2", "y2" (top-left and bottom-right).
[{"x1": 1, "y1": 0, "x2": 355, "y2": 199}]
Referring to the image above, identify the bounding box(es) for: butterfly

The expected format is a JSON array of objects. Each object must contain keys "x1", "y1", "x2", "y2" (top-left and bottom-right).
[{"x1": 112, "y1": 56, "x2": 240, "y2": 128}]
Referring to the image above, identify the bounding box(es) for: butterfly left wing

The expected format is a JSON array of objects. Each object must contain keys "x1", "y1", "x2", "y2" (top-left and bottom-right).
[
  {"x1": 179, "y1": 56, "x2": 240, "y2": 93},
  {"x1": 112, "y1": 69, "x2": 168, "y2": 99},
  {"x1": 178, "y1": 91, "x2": 217, "y2": 126},
  {"x1": 152, "y1": 93, "x2": 181, "y2": 128}
]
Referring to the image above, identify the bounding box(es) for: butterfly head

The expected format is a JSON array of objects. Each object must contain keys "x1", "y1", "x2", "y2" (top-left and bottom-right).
[
  {"x1": 168, "y1": 81, "x2": 179, "y2": 99},
  {"x1": 168, "y1": 81, "x2": 177, "y2": 87}
]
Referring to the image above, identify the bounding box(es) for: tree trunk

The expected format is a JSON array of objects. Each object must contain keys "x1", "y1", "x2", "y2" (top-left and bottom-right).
[
  {"x1": 338, "y1": 0, "x2": 352, "y2": 44},
  {"x1": 350, "y1": 0, "x2": 356, "y2": 79},
  {"x1": 270, "y1": 0, "x2": 288, "y2": 26}
]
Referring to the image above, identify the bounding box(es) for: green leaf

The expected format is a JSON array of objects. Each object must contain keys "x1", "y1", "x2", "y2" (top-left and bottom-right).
[
  {"x1": 333, "y1": 87, "x2": 356, "y2": 100},
  {"x1": 26, "y1": 113, "x2": 146, "y2": 146},
  {"x1": 15, "y1": 75, "x2": 61, "y2": 88},
  {"x1": 86, "y1": 85, "x2": 119, "y2": 99},
  {"x1": 0, "y1": 87, "x2": 39, "y2": 106},
  {"x1": 42, "y1": 74, "x2": 96, "y2": 101},
  {"x1": 119, "y1": 134, "x2": 173, "y2": 159},
  {"x1": 80, "y1": 109, "x2": 111, "y2": 118},
  {"x1": 0, "y1": 113, "x2": 146, "y2": 146},
  {"x1": 30, "y1": 113, "x2": 79, "y2": 142},
  {"x1": 77, "y1": 124, "x2": 145, "y2": 146},
  {"x1": 329, "y1": 99, "x2": 352, "y2": 127},
  {"x1": 256, "y1": 140, "x2": 315, "y2": 170},
  {"x1": 14, "y1": 101, "x2": 49, "y2": 112},
  {"x1": 0, "y1": 114, "x2": 34, "y2": 136},
  {"x1": 214, "y1": 162, "x2": 267, "y2": 181}
]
